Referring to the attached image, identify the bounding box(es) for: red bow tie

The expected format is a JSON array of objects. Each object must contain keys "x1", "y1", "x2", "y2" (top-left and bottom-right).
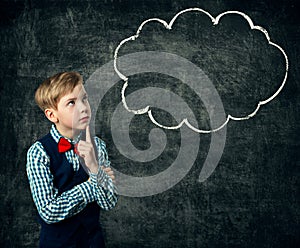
[{"x1": 58, "y1": 137, "x2": 78, "y2": 154}]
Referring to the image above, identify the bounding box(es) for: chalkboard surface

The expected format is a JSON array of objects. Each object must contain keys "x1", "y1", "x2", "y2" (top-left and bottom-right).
[{"x1": 0, "y1": 0, "x2": 299, "y2": 247}]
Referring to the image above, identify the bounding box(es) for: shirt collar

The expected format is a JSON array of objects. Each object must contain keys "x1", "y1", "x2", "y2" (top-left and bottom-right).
[{"x1": 50, "y1": 125, "x2": 82, "y2": 144}]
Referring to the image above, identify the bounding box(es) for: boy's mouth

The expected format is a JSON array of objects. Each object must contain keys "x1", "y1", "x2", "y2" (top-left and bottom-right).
[{"x1": 79, "y1": 116, "x2": 90, "y2": 122}]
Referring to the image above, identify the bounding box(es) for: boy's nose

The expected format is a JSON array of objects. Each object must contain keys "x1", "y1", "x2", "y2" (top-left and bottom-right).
[{"x1": 78, "y1": 102, "x2": 88, "y2": 113}]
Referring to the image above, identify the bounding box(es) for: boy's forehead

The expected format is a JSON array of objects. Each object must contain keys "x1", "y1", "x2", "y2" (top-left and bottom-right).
[{"x1": 61, "y1": 84, "x2": 86, "y2": 99}]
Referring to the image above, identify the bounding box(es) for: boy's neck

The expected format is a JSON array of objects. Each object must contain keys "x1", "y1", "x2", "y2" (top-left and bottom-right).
[{"x1": 55, "y1": 125, "x2": 81, "y2": 141}]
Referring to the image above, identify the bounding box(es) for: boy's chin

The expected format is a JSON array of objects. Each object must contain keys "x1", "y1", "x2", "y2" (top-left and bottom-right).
[{"x1": 73, "y1": 124, "x2": 88, "y2": 132}]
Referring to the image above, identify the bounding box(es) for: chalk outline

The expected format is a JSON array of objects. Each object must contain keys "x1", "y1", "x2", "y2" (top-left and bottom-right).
[{"x1": 113, "y1": 8, "x2": 289, "y2": 133}]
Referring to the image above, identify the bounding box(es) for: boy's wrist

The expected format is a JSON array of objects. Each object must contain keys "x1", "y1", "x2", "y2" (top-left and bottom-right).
[{"x1": 88, "y1": 173, "x2": 98, "y2": 185}]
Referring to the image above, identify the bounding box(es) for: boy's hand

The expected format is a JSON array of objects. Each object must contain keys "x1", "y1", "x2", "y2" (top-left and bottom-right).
[
  {"x1": 101, "y1": 166, "x2": 116, "y2": 183},
  {"x1": 77, "y1": 125, "x2": 98, "y2": 174}
]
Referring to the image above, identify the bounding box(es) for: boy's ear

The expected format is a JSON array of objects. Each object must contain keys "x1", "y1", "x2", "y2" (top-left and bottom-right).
[{"x1": 44, "y1": 108, "x2": 58, "y2": 123}]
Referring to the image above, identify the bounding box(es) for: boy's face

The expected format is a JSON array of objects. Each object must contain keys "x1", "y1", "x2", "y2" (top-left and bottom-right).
[{"x1": 47, "y1": 84, "x2": 91, "y2": 138}]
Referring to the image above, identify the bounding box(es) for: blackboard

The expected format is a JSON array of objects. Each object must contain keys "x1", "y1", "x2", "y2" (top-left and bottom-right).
[{"x1": 0, "y1": 0, "x2": 299, "y2": 247}]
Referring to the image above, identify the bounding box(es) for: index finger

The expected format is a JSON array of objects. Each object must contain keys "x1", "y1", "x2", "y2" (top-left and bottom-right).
[{"x1": 85, "y1": 125, "x2": 91, "y2": 143}]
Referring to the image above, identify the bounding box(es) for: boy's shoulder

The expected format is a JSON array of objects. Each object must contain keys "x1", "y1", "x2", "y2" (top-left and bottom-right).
[
  {"x1": 27, "y1": 140, "x2": 50, "y2": 166},
  {"x1": 28, "y1": 139, "x2": 47, "y2": 154},
  {"x1": 27, "y1": 132, "x2": 54, "y2": 155}
]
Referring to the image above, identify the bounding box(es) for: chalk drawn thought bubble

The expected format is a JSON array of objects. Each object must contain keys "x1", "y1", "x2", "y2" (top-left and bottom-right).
[{"x1": 113, "y1": 8, "x2": 289, "y2": 133}]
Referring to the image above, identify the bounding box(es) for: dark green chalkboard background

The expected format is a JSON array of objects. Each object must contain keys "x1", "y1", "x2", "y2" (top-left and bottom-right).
[{"x1": 0, "y1": 0, "x2": 299, "y2": 247}]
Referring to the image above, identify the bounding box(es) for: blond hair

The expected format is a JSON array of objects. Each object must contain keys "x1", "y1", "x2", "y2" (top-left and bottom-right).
[{"x1": 35, "y1": 71, "x2": 83, "y2": 111}]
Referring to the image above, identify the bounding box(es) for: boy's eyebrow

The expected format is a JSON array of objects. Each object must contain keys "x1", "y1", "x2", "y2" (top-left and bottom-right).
[
  {"x1": 64, "y1": 93, "x2": 87, "y2": 102},
  {"x1": 64, "y1": 97, "x2": 77, "y2": 103}
]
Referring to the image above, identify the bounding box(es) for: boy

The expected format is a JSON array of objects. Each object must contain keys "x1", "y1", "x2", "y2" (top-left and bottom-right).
[{"x1": 26, "y1": 71, "x2": 118, "y2": 248}]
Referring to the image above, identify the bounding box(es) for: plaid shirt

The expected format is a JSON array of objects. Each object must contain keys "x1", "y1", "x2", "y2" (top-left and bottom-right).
[{"x1": 26, "y1": 125, "x2": 118, "y2": 224}]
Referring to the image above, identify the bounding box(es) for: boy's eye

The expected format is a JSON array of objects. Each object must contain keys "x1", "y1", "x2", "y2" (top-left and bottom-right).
[
  {"x1": 67, "y1": 100, "x2": 75, "y2": 106},
  {"x1": 83, "y1": 95, "x2": 88, "y2": 102}
]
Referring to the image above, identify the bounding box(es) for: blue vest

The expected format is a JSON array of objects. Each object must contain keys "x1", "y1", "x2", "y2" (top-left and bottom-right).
[{"x1": 38, "y1": 133, "x2": 104, "y2": 248}]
